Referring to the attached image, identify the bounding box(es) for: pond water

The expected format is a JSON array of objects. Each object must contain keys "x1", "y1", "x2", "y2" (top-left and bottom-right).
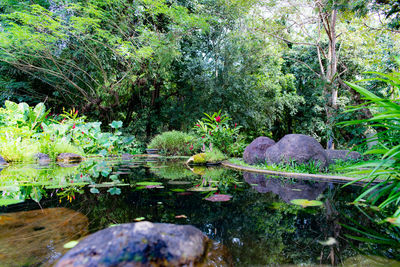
[{"x1": 0, "y1": 158, "x2": 399, "y2": 266}]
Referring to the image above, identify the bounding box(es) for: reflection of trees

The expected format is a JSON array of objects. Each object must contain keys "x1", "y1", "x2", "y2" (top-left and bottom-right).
[{"x1": 79, "y1": 183, "x2": 340, "y2": 265}]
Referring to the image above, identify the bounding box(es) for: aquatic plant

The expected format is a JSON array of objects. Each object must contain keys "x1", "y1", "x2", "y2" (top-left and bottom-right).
[{"x1": 0, "y1": 101, "x2": 140, "y2": 161}]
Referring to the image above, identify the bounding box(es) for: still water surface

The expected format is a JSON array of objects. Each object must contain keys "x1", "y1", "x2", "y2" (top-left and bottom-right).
[{"x1": 0, "y1": 158, "x2": 399, "y2": 266}]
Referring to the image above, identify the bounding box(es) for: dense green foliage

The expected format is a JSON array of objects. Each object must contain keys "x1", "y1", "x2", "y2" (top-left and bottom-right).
[
  {"x1": 0, "y1": 101, "x2": 139, "y2": 161},
  {"x1": 342, "y1": 68, "x2": 400, "y2": 222},
  {"x1": 147, "y1": 130, "x2": 199, "y2": 156}
]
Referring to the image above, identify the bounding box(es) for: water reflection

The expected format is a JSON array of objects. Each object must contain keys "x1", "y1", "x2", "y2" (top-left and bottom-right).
[
  {"x1": 243, "y1": 172, "x2": 328, "y2": 203},
  {"x1": 0, "y1": 208, "x2": 88, "y2": 266},
  {"x1": 0, "y1": 160, "x2": 399, "y2": 266}
]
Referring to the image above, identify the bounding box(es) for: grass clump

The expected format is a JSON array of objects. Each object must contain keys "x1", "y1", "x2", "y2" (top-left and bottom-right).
[
  {"x1": 204, "y1": 148, "x2": 227, "y2": 163},
  {"x1": 148, "y1": 131, "x2": 199, "y2": 156},
  {"x1": 228, "y1": 158, "x2": 360, "y2": 176}
]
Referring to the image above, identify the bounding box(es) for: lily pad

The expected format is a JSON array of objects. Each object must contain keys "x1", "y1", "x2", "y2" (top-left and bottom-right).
[
  {"x1": 171, "y1": 188, "x2": 186, "y2": 192},
  {"x1": 205, "y1": 194, "x2": 232, "y2": 202},
  {"x1": 145, "y1": 185, "x2": 164, "y2": 189},
  {"x1": 136, "y1": 181, "x2": 163, "y2": 186},
  {"x1": 187, "y1": 186, "x2": 218, "y2": 192},
  {"x1": 64, "y1": 240, "x2": 79, "y2": 249},
  {"x1": 168, "y1": 181, "x2": 192, "y2": 185},
  {"x1": 290, "y1": 199, "x2": 323, "y2": 208}
]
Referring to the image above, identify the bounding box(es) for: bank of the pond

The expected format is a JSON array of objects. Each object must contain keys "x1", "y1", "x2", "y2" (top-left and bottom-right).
[{"x1": 222, "y1": 160, "x2": 377, "y2": 184}]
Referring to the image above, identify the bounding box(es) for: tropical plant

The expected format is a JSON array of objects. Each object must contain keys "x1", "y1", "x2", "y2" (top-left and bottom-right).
[
  {"x1": 193, "y1": 111, "x2": 242, "y2": 156},
  {"x1": 342, "y1": 68, "x2": 400, "y2": 221},
  {"x1": 0, "y1": 101, "x2": 140, "y2": 161}
]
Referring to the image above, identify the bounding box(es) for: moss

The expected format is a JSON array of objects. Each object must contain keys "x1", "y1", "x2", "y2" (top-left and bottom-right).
[{"x1": 193, "y1": 153, "x2": 206, "y2": 164}]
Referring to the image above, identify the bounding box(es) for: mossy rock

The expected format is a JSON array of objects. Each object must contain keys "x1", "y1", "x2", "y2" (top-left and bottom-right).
[{"x1": 187, "y1": 153, "x2": 207, "y2": 165}]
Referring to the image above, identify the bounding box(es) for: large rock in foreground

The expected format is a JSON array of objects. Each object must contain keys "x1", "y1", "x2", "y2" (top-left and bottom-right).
[
  {"x1": 264, "y1": 134, "x2": 328, "y2": 169},
  {"x1": 56, "y1": 153, "x2": 83, "y2": 163},
  {"x1": 243, "y1": 137, "x2": 275, "y2": 165},
  {"x1": 56, "y1": 221, "x2": 210, "y2": 267},
  {"x1": 325, "y1": 149, "x2": 361, "y2": 164}
]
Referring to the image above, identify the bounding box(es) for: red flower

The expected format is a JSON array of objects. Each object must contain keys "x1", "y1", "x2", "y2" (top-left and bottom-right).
[
  {"x1": 72, "y1": 124, "x2": 76, "y2": 129},
  {"x1": 82, "y1": 131, "x2": 85, "y2": 134},
  {"x1": 235, "y1": 123, "x2": 237, "y2": 128},
  {"x1": 215, "y1": 116, "x2": 221, "y2": 123},
  {"x1": 189, "y1": 144, "x2": 194, "y2": 150},
  {"x1": 202, "y1": 136, "x2": 205, "y2": 139},
  {"x1": 196, "y1": 124, "x2": 200, "y2": 127}
]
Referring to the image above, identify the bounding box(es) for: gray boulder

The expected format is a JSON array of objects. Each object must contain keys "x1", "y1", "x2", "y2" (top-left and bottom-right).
[
  {"x1": 243, "y1": 137, "x2": 275, "y2": 165},
  {"x1": 0, "y1": 155, "x2": 6, "y2": 165},
  {"x1": 56, "y1": 153, "x2": 83, "y2": 163},
  {"x1": 264, "y1": 134, "x2": 328, "y2": 169},
  {"x1": 56, "y1": 221, "x2": 210, "y2": 267},
  {"x1": 325, "y1": 149, "x2": 361, "y2": 164}
]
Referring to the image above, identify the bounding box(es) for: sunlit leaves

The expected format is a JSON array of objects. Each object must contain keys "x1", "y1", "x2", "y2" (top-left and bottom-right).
[{"x1": 290, "y1": 199, "x2": 323, "y2": 208}]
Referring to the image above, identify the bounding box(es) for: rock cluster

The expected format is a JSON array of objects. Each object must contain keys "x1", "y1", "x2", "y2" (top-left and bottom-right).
[{"x1": 243, "y1": 134, "x2": 362, "y2": 169}]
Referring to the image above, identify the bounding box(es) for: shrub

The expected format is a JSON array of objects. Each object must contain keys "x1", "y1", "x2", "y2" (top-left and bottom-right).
[
  {"x1": 204, "y1": 148, "x2": 227, "y2": 163},
  {"x1": 193, "y1": 110, "x2": 242, "y2": 156},
  {"x1": 148, "y1": 131, "x2": 200, "y2": 156}
]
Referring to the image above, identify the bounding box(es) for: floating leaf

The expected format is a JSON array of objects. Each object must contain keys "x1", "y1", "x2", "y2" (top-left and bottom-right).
[
  {"x1": 107, "y1": 187, "x2": 121, "y2": 195},
  {"x1": 188, "y1": 187, "x2": 218, "y2": 192},
  {"x1": 318, "y1": 237, "x2": 338, "y2": 246},
  {"x1": 205, "y1": 194, "x2": 232, "y2": 202},
  {"x1": 168, "y1": 181, "x2": 192, "y2": 185},
  {"x1": 145, "y1": 185, "x2": 164, "y2": 189},
  {"x1": 90, "y1": 188, "x2": 100, "y2": 194},
  {"x1": 290, "y1": 199, "x2": 323, "y2": 208},
  {"x1": 134, "y1": 217, "x2": 145, "y2": 221},
  {"x1": 108, "y1": 224, "x2": 120, "y2": 228},
  {"x1": 63, "y1": 240, "x2": 79, "y2": 249},
  {"x1": 136, "y1": 182, "x2": 162, "y2": 186},
  {"x1": 171, "y1": 188, "x2": 186, "y2": 192}
]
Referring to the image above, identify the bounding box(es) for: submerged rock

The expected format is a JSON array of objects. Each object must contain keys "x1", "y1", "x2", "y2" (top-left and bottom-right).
[
  {"x1": 0, "y1": 208, "x2": 88, "y2": 266},
  {"x1": 56, "y1": 153, "x2": 83, "y2": 163},
  {"x1": 325, "y1": 149, "x2": 361, "y2": 164},
  {"x1": 243, "y1": 137, "x2": 275, "y2": 165},
  {"x1": 56, "y1": 221, "x2": 211, "y2": 267},
  {"x1": 264, "y1": 134, "x2": 328, "y2": 169},
  {"x1": 243, "y1": 172, "x2": 328, "y2": 203}
]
